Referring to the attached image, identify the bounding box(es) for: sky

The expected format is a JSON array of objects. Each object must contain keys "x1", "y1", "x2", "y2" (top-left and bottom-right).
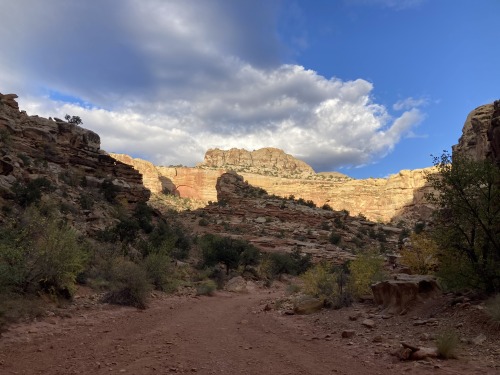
[{"x1": 0, "y1": 0, "x2": 498, "y2": 178}]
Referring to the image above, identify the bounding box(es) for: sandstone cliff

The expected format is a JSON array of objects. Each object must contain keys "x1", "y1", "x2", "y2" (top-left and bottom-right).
[
  {"x1": 0, "y1": 93, "x2": 150, "y2": 233},
  {"x1": 112, "y1": 152, "x2": 435, "y2": 223},
  {"x1": 453, "y1": 100, "x2": 500, "y2": 166},
  {"x1": 197, "y1": 147, "x2": 316, "y2": 177}
]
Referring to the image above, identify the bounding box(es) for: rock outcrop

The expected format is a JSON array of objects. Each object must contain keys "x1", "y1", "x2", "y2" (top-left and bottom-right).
[
  {"x1": 197, "y1": 147, "x2": 316, "y2": 177},
  {"x1": 0, "y1": 93, "x2": 150, "y2": 233},
  {"x1": 113, "y1": 153, "x2": 435, "y2": 223},
  {"x1": 371, "y1": 274, "x2": 440, "y2": 314},
  {"x1": 453, "y1": 100, "x2": 500, "y2": 166},
  {"x1": 185, "y1": 171, "x2": 404, "y2": 263}
]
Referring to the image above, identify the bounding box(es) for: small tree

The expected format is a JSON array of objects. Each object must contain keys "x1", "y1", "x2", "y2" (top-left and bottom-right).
[
  {"x1": 199, "y1": 234, "x2": 258, "y2": 275},
  {"x1": 426, "y1": 152, "x2": 500, "y2": 293},
  {"x1": 65, "y1": 114, "x2": 83, "y2": 125}
]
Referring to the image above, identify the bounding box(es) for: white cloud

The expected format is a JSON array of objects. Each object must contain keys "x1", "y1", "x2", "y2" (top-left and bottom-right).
[
  {"x1": 0, "y1": 0, "x2": 424, "y2": 172},
  {"x1": 393, "y1": 97, "x2": 429, "y2": 111}
]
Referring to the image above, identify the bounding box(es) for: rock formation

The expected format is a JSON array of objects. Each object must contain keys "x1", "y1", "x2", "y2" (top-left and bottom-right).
[
  {"x1": 371, "y1": 274, "x2": 440, "y2": 314},
  {"x1": 185, "y1": 171, "x2": 403, "y2": 263},
  {"x1": 0, "y1": 93, "x2": 150, "y2": 233},
  {"x1": 197, "y1": 147, "x2": 316, "y2": 177},
  {"x1": 112, "y1": 152, "x2": 435, "y2": 223},
  {"x1": 453, "y1": 100, "x2": 500, "y2": 166}
]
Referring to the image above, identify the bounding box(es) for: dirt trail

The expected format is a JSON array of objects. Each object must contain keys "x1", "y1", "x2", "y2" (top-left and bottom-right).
[{"x1": 0, "y1": 288, "x2": 495, "y2": 375}]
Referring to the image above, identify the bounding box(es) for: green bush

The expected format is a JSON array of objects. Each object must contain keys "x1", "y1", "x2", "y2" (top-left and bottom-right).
[
  {"x1": 199, "y1": 234, "x2": 258, "y2": 274},
  {"x1": 134, "y1": 202, "x2": 154, "y2": 233},
  {"x1": 143, "y1": 252, "x2": 173, "y2": 292},
  {"x1": 265, "y1": 249, "x2": 312, "y2": 278},
  {"x1": 0, "y1": 207, "x2": 87, "y2": 298},
  {"x1": 329, "y1": 231, "x2": 341, "y2": 245},
  {"x1": 426, "y1": 152, "x2": 500, "y2": 293},
  {"x1": 100, "y1": 178, "x2": 119, "y2": 203},
  {"x1": 13, "y1": 177, "x2": 54, "y2": 207},
  {"x1": 102, "y1": 258, "x2": 151, "y2": 309}
]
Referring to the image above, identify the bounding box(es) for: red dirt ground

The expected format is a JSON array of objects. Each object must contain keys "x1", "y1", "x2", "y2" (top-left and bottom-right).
[{"x1": 0, "y1": 286, "x2": 498, "y2": 375}]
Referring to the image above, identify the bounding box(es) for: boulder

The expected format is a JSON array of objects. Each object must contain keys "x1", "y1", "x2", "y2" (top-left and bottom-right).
[
  {"x1": 293, "y1": 296, "x2": 324, "y2": 315},
  {"x1": 371, "y1": 274, "x2": 440, "y2": 314},
  {"x1": 225, "y1": 276, "x2": 248, "y2": 293}
]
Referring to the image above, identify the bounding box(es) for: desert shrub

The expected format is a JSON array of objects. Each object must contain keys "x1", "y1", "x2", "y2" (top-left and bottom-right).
[
  {"x1": 348, "y1": 250, "x2": 387, "y2": 297},
  {"x1": 301, "y1": 263, "x2": 352, "y2": 308},
  {"x1": 0, "y1": 207, "x2": 87, "y2": 297},
  {"x1": 286, "y1": 283, "x2": 301, "y2": 294},
  {"x1": 265, "y1": 248, "x2": 311, "y2": 278},
  {"x1": 13, "y1": 177, "x2": 53, "y2": 207},
  {"x1": 196, "y1": 280, "x2": 217, "y2": 296},
  {"x1": 0, "y1": 296, "x2": 46, "y2": 333},
  {"x1": 100, "y1": 178, "x2": 119, "y2": 203},
  {"x1": 436, "y1": 330, "x2": 459, "y2": 359},
  {"x1": 239, "y1": 246, "x2": 261, "y2": 268},
  {"x1": 329, "y1": 231, "x2": 341, "y2": 245},
  {"x1": 321, "y1": 203, "x2": 333, "y2": 211},
  {"x1": 302, "y1": 263, "x2": 337, "y2": 302},
  {"x1": 102, "y1": 258, "x2": 151, "y2": 309},
  {"x1": 414, "y1": 221, "x2": 425, "y2": 234},
  {"x1": 198, "y1": 218, "x2": 209, "y2": 226},
  {"x1": 400, "y1": 233, "x2": 439, "y2": 274},
  {"x1": 143, "y1": 252, "x2": 173, "y2": 292},
  {"x1": 199, "y1": 234, "x2": 257, "y2": 274},
  {"x1": 133, "y1": 202, "x2": 154, "y2": 233},
  {"x1": 145, "y1": 220, "x2": 191, "y2": 260},
  {"x1": 333, "y1": 217, "x2": 345, "y2": 229},
  {"x1": 113, "y1": 215, "x2": 141, "y2": 243},
  {"x1": 485, "y1": 294, "x2": 500, "y2": 329},
  {"x1": 79, "y1": 193, "x2": 94, "y2": 210}
]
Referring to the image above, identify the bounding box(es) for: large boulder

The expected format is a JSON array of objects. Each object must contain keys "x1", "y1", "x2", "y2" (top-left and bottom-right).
[{"x1": 371, "y1": 274, "x2": 440, "y2": 314}]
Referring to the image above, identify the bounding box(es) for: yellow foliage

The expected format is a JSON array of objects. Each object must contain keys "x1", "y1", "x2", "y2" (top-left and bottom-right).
[
  {"x1": 301, "y1": 262, "x2": 337, "y2": 302},
  {"x1": 348, "y1": 250, "x2": 387, "y2": 297},
  {"x1": 400, "y1": 233, "x2": 439, "y2": 274}
]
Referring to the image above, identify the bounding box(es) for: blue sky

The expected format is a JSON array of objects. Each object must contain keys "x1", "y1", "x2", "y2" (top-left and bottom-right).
[{"x1": 0, "y1": 0, "x2": 498, "y2": 178}]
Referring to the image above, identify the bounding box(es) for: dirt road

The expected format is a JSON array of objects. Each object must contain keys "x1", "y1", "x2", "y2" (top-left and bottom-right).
[{"x1": 0, "y1": 288, "x2": 495, "y2": 375}]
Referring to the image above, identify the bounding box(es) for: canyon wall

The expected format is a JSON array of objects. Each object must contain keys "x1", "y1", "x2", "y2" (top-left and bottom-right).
[{"x1": 112, "y1": 151, "x2": 435, "y2": 223}]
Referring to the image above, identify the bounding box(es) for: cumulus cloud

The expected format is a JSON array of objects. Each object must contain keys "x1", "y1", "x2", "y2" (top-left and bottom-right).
[{"x1": 0, "y1": 0, "x2": 424, "y2": 172}]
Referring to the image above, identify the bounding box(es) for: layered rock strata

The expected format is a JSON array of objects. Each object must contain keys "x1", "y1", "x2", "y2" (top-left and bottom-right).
[
  {"x1": 112, "y1": 153, "x2": 435, "y2": 223},
  {"x1": 197, "y1": 147, "x2": 316, "y2": 177},
  {"x1": 0, "y1": 93, "x2": 150, "y2": 232}
]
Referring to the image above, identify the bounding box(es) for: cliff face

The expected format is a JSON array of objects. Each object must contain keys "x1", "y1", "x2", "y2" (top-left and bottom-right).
[
  {"x1": 113, "y1": 152, "x2": 435, "y2": 223},
  {"x1": 453, "y1": 100, "x2": 500, "y2": 165},
  {"x1": 0, "y1": 93, "x2": 150, "y2": 233},
  {"x1": 197, "y1": 147, "x2": 316, "y2": 177}
]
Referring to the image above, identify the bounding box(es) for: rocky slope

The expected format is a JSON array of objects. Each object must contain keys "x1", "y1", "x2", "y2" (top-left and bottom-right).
[
  {"x1": 0, "y1": 93, "x2": 150, "y2": 234},
  {"x1": 180, "y1": 171, "x2": 404, "y2": 263},
  {"x1": 112, "y1": 153, "x2": 435, "y2": 223}
]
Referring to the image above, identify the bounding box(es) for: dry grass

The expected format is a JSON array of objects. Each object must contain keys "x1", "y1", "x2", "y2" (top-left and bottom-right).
[{"x1": 436, "y1": 329, "x2": 459, "y2": 359}]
